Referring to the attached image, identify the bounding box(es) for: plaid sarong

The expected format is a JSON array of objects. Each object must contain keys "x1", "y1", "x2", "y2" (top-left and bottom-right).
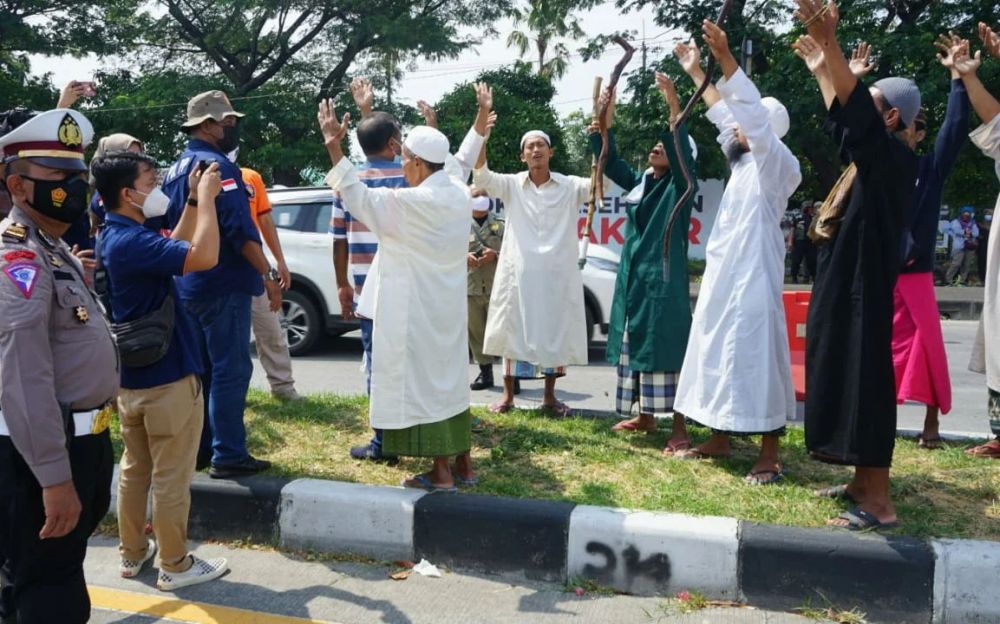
[
  {"x1": 989, "y1": 388, "x2": 1000, "y2": 437},
  {"x1": 503, "y1": 358, "x2": 567, "y2": 380},
  {"x1": 615, "y1": 330, "x2": 678, "y2": 417}
]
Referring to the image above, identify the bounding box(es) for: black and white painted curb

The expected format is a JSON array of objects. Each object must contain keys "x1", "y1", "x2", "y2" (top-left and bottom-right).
[{"x1": 108, "y1": 471, "x2": 999, "y2": 624}]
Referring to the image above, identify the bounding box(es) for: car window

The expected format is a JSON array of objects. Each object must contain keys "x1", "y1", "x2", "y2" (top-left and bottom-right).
[
  {"x1": 314, "y1": 203, "x2": 333, "y2": 234},
  {"x1": 271, "y1": 204, "x2": 305, "y2": 230}
]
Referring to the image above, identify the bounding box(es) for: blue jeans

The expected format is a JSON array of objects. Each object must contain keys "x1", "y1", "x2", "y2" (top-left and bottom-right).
[
  {"x1": 358, "y1": 316, "x2": 383, "y2": 448},
  {"x1": 185, "y1": 293, "x2": 254, "y2": 466}
]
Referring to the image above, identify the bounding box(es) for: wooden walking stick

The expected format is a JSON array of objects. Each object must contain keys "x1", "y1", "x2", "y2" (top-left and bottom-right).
[
  {"x1": 579, "y1": 76, "x2": 603, "y2": 268},
  {"x1": 579, "y1": 36, "x2": 635, "y2": 269},
  {"x1": 662, "y1": 0, "x2": 735, "y2": 280}
]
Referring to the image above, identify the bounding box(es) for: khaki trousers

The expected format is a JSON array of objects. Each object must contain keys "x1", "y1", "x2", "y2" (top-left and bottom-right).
[
  {"x1": 252, "y1": 292, "x2": 295, "y2": 393},
  {"x1": 117, "y1": 374, "x2": 202, "y2": 573},
  {"x1": 468, "y1": 293, "x2": 493, "y2": 365}
]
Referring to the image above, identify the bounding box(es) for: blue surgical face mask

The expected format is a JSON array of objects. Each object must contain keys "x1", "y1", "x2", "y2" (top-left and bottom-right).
[{"x1": 986, "y1": 215, "x2": 993, "y2": 222}]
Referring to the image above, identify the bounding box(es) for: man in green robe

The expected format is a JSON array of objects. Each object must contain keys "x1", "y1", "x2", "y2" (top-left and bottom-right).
[{"x1": 589, "y1": 73, "x2": 697, "y2": 452}]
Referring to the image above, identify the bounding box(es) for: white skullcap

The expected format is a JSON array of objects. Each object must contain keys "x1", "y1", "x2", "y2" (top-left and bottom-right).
[
  {"x1": 471, "y1": 196, "x2": 491, "y2": 213},
  {"x1": 761, "y1": 97, "x2": 790, "y2": 139},
  {"x1": 520, "y1": 130, "x2": 551, "y2": 150},
  {"x1": 404, "y1": 125, "x2": 450, "y2": 164}
]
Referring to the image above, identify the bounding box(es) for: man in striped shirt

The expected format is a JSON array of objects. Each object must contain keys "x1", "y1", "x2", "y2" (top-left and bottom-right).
[{"x1": 330, "y1": 78, "x2": 407, "y2": 461}]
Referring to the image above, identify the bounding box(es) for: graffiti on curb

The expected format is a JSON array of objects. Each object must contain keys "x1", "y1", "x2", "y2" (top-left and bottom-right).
[{"x1": 582, "y1": 541, "x2": 672, "y2": 589}]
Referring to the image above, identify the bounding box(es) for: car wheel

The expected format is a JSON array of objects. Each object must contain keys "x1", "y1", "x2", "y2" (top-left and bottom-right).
[
  {"x1": 280, "y1": 289, "x2": 320, "y2": 356},
  {"x1": 585, "y1": 300, "x2": 596, "y2": 345}
]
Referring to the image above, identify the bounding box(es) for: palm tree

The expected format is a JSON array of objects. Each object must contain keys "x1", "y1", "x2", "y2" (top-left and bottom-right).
[{"x1": 505, "y1": 0, "x2": 594, "y2": 80}]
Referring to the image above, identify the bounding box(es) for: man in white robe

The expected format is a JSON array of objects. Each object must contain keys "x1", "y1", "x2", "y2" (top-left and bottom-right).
[
  {"x1": 960, "y1": 24, "x2": 1000, "y2": 459},
  {"x1": 671, "y1": 23, "x2": 802, "y2": 483},
  {"x1": 473, "y1": 127, "x2": 590, "y2": 417},
  {"x1": 318, "y1": 98, "x2": 488, "y2": 491}
]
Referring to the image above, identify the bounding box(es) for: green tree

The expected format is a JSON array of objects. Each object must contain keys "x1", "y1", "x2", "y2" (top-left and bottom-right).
[
  {"x1": 506, "y1": 0, "x2": 600, "y2": 80},
  {"x1": 434, "y1": 64, "x2": 576, "y2": 175}
]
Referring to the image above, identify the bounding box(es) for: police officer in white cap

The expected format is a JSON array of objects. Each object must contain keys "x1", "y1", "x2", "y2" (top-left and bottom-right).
[{"x1": 0, "y1": 108, "x2": 118, "y2": 622}]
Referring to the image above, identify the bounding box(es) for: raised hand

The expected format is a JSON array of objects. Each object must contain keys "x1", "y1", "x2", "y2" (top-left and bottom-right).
[
  {"x1": 792, "y1": 35, "x2": 826, "y2": 75},
  {"x1": 317, "y1": 98, "x2": 351, "y2": 161},
  {"x1": 655, "y1": 72, "x2": 682, "y2": 125},
  {"x1": 597, "y1": 85, "x2": 616, "y2": 128},
  {"x1": 417, "y1": 100, "x2": 438, "y2": 128},
  {"x1": 474, "y1": 82, "x2": 493, "y2": 110},
  {"x1": 484, "y1": 111, "x2": 498, "y2": 139},
  {"x1": 979, "y1": 22, "x2": 1000, "y2": 59},
  {"x1": 674, "y1": 40, "x2": 702, "y2": 77},
  {"x1": 953, "y1": 44, "x2": 983, "y2": 77},
  {"x1": 350, "y1": 77, "x2": 374, "y2": 117},
  {"x1": 198, "y1": 162, "x2": 222, "y2": 200},
  {"x1": 849, "y1": 41, "x2": 875, "y2": 77},
  {"x1": 56, "y1": 81, "x2": 87, "y2": 109},
  {"x1": 794, "y1": 0, "x2": 840, "y2": 46}
]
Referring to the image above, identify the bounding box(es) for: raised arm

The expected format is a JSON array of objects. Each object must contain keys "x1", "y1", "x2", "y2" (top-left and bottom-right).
[
  {"x1": 795, "y1": 0, "x2": 858, "y2": 109},
  {"x1": 350, "y1": 77, "x2": 374, "y2": 119},
  {"x1": 957, "y1": 30, "x2": 1000, "y2": 124},
  {"x1": 588, "y1": 87, "x2": 641, "y2": 191},
  {"x1": 931, "y1": 35, "x2": 971, "y2": 176},
  {"x1": 674, "y1": 40, "x2": 721, "y2": 109},
  {"x1": 792, "y1": 35, "x2": 836, "y2": 109}
]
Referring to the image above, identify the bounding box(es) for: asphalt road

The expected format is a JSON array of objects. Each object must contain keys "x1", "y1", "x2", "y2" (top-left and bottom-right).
[
  {"x1": 252, "y1": 320, "x2": 991, "y2": 438},
  {"x1": 85, "y1": 536, "x2": 816, "y2": 624}
]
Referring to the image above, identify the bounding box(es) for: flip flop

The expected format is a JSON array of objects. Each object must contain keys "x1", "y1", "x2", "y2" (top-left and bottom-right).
[
  {"x1": 745, "y1": 468, "x2": 785, "y2": 485},
  {"x1": 829, "y1": 507, "x2": 898, "y2": 532},
  {"x1": 488, "y1": 401, "x2": 514, "y2": 414},
  {"x1": 402, "y1": 473, "x2": 457, "y2": 493},
  {"x1": 661, "y1": 438, "x2": 692, "y2": 456},
  {"x1": 965, "y1": 440, "x2": 1000, "y2": 458},
  {"x1": 917, "y1": 435, "x2": 944, "y2": 450},
  {"x1": 814, "y1": 484, "x2": 859, "y2": 505},
  {"x1": 449, "y1": 466, "x2": 479, "y2": 487},
  {"x1": 471, "y1": 416, "x2": 487, "y2": 433},
  {"x1": 612, "y1": 419, "x2": 657, "y2": 433},
  {"x1": 539, "y1": 401, "x2": 571, "y2": 417},
  {"x1": 674, "y1": 448, "x2": 730, "y2": 461}
]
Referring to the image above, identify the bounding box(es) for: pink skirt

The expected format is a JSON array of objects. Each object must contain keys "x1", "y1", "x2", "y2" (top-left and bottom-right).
[{"x1": 891, "y1": 272, "x2": 952, "y2": 413}]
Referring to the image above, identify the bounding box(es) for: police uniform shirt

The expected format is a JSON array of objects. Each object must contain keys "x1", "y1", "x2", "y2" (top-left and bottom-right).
[
  {"x1": 0, "y1": 207, "x2": 118, "y2": 487},
  {"x1": 162, "y1": 139, "x2": 263, "y2": 301},
  {"x1": 468, "y1": 212, "x2": 504, "y2": 297},
  {"x1": 100, "y1": 212, "x2": 203, "y2": 389}
]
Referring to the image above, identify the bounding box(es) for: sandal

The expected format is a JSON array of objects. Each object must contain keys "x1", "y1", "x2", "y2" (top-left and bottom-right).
[
  {"x1": 661, "y1": 438, "x2": 692, "y2": 456},
  {"x1": 449, "y1": 465, "x2": 479, "y2": 487},
  {"x1": 488, "y1": 401, "x2": 514, "y2": 414},
  {"x1": 471, "y1": 416, "x2": 487, "y2": 433},
  {"x1": 612, "y1": 418, "x2": 657, "y2": 433},
  {"x1": 674, "y1": 448, "x2": 730, "y2": 461},
  {"x1": 402, "y1": 473, "x2": 457, "y2": 493},
  {"x1": 745, "y1": 468, "x2": 785, "y2": 485},
  {"x1": 539, "y1": 401, "x2": 571, "y2": 417},
  {"x1": 815, "y1": 484, "x2": 859, "y2": 505},
  {"x1": 965, "y1": 440, "x2": 1000, "y2": 458},
  {"x1": 917, "y1": 435, "x2": 944, "y2": 450},
  {"x1": 828, "y1": 507, "x2": 898, "y2": 532}
]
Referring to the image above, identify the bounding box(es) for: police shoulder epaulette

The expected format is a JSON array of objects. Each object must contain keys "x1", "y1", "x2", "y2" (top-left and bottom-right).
[{"x1": 1, "y1": 222, "x2": 28, "y2": 243}]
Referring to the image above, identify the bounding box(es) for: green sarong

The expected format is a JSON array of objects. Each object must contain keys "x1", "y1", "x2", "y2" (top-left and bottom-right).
[{"x1": 382, "y1": 409, "x2": 471, "y2": 457}]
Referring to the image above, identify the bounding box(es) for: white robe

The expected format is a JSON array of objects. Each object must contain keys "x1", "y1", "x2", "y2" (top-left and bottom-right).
[
  {"x1": 324, "y1": 158, "x2": 473, "y2": 430},
  {"x1": 674, "y1": 70, "x2": 802, "y2": 433},
  {"x1": 968, "y1": 113, "x2": 1000, "y2": 389},
  {"x1": 472, "y1": 166, "x2": 590, "y2": 368}
]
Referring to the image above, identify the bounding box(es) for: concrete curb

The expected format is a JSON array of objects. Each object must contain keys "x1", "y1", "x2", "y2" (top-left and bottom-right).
[{"x1": 105, "y1": 472, "x2": 997, "y2": 623}]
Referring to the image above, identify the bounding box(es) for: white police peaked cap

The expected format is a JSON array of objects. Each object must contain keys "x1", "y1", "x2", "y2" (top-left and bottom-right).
[{"x1": 0, "y1": 108, "x2": 94, "y2": 172}]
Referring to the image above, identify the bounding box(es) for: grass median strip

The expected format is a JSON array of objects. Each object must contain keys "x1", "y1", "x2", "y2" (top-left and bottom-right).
[{"x1": 109, "y1": 389, "x2": 1000, "y2": 541}]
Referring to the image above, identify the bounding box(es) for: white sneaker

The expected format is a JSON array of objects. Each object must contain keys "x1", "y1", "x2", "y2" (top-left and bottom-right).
[
  {"x1": 156, "y1": 554, "x2": 228, "y2": 591},
  {"x1": 120, "y1": 539, "x2": 157, "y2": 578}
]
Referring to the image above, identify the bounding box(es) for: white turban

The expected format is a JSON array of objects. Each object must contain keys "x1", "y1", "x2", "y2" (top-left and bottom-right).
[
  {"x1": 404, "y1": 125, "x2": 450, "y2": 164},
  {"x1": 761, "y1": 97, "x2": 790, "y2": 139},
  {"x1": 520, "y1": 130, "x2": 551, "y2": 150}
]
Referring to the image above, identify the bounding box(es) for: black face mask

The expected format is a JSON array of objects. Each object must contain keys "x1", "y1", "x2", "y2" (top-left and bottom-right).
[
  {"x1": 218, "y1": 124, "x2": 241, "y2": 153},
  {"x1": 20, "y1": 174, "x2": 89, "y2": 224}
]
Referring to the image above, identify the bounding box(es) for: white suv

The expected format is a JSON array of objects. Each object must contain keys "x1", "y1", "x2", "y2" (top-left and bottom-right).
[{"x1": 265, "y1": 187, "x2": 619, "y2": 355}]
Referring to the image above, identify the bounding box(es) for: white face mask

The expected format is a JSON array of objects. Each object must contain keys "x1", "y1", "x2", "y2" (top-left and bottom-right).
[
  {"x1": 131, "y1": 187, "x2": 171, "y2": 219},
  {"x1": 471, "y1": 196, "x2": 491, "y2": 213}
]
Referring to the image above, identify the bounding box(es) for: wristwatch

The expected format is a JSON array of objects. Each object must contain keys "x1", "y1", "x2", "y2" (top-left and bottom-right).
[{"x1": 263, "y1": 268, "x2": 280, "y2": 282}]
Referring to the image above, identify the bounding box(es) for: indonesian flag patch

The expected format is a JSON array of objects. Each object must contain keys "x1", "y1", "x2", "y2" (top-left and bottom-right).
[
  {"x1": 221, "y1": 178, "x2": 238, "y2": 193},
  {"x1": 3, "y1": 262, "x2": 40, "y2": 299}
]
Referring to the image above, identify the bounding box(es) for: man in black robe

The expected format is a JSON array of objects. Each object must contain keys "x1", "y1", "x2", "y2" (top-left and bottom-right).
[{"x1": 793, "y1": 0, "x2": 920, "y2": 530}]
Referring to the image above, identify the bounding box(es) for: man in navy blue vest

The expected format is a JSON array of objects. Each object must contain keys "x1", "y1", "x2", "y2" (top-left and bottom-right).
[{"x1": 163, "y1": 91, "x2": 280, "y2": 479}]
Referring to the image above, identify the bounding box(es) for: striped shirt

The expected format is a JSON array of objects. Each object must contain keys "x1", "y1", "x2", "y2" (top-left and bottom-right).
[{"x1": 328, "y1": 157, "x2": 406, "y2": 297}]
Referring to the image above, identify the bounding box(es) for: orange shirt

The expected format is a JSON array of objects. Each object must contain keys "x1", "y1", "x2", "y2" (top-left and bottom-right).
[{"x1": 240, "y1": 167, "x2": 271, "y2": 232}]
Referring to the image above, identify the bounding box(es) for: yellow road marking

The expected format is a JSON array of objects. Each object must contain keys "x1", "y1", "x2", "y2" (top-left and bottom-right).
[{"x1": 89, "y1": 586, "x2": 337, "y2": 624}]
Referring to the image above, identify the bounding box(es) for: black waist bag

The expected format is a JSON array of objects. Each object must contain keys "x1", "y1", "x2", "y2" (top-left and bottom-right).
[{"x1": 111, "y1": 290, "x2": 175, "y2": 368}]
